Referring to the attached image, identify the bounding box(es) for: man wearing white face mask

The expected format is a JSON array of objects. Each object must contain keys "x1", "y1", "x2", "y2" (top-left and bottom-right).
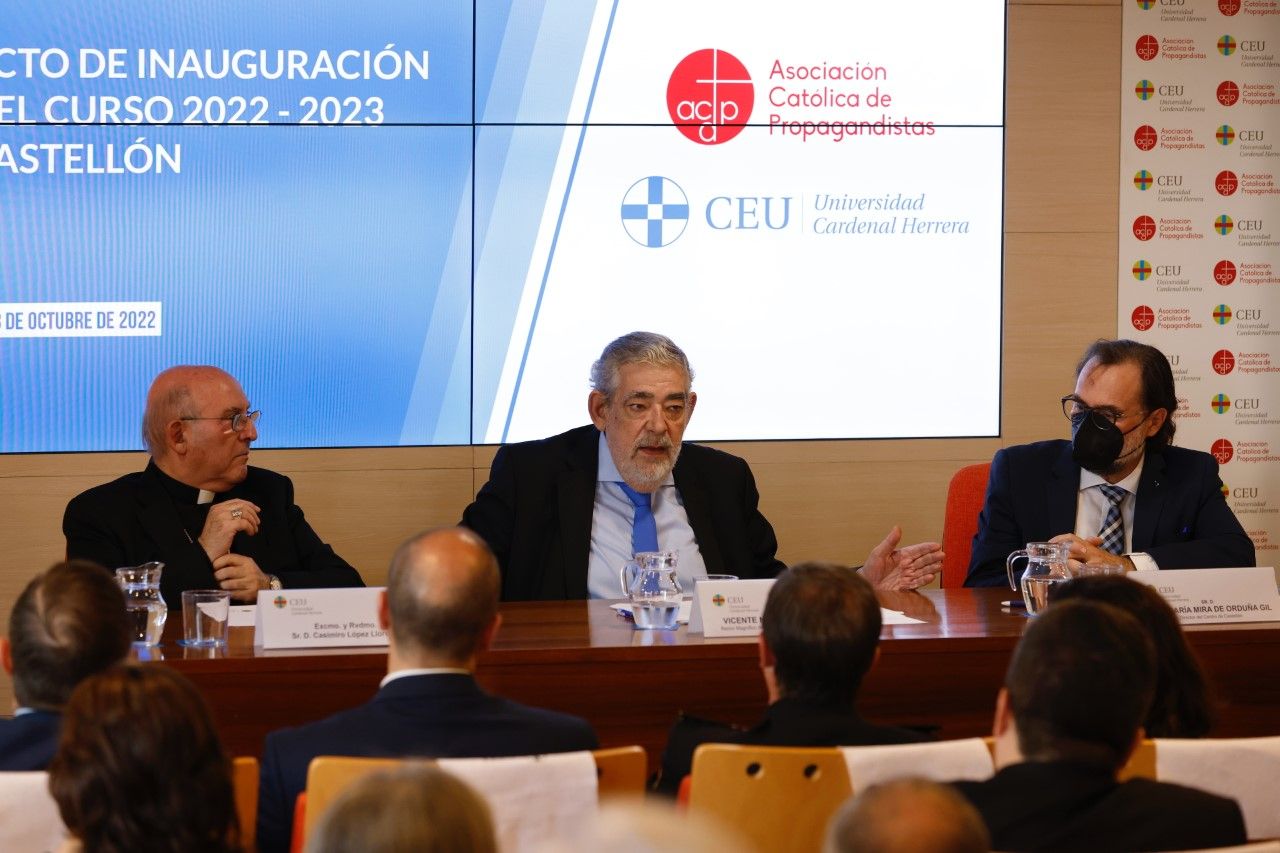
[{"x1": 966, "y1": 339, "x2": 1254, "y2": 586}]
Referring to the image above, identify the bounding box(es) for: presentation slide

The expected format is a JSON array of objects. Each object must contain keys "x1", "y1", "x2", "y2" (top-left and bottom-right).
[{"x1": 0, "y1": 0, "x2": 1006, "y2": 452}]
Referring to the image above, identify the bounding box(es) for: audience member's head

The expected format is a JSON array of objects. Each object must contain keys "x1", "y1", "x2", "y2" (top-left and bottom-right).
[
  {"x1": 305, "y1": 764, "x2": 496, "y2": 853},
  {"x1": 1053, "y1": 574, "x2": 1214, "y2": 737},
  {"x1": 826, "y1": 778, "x2": 991, "y2": 853},
  {"x1": 2, "y1": 560, "x2": 131, "y2": 711},
  {"x1": 48, "y1": 664, "x2": 239, "y2": 853},
  {"x1": 760, "y1": 562, "x2": 882, "y2": 708},
  {"x1": 999, "y1": 600, "x2": 1155, "y2": 771},
  {"x1": 383, "y1": 527, "x2": 502, "y2": 668}
]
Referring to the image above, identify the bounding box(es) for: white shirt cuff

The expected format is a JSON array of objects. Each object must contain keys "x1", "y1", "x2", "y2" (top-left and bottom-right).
[{"x1": 1128, "y1": 552, "x2": 1159, "y2": 572}]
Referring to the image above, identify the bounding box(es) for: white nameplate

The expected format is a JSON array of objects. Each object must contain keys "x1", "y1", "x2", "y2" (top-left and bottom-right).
[
  {"x1": 689, "y1": 579, "x2": 774, "y2": 637},
  {"x1": 254, "y1": 587, "x2": 388, "y2": 648},
  {"x1": 1129, "y1": 567, "x2": 1280, "y2": 626}
]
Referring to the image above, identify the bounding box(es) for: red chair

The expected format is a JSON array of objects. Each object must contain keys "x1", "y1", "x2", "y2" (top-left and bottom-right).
[{"x1": 941, "y1": 462, "x2": 991, "y2": 588}]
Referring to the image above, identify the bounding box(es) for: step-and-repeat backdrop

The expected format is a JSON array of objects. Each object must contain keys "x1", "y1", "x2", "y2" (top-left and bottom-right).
[{"x1": 1120, "y1": 0, "x2": 1279, "y2": 562}]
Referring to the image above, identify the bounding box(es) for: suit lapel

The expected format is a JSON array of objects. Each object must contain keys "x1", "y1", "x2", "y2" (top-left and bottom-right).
[
  {"x1": 1049, "y1": 445, "x2": 1081, "y2": 536},
  {"x1": 1132, "y1": 448, "x2": 1166, "y2": 550},
  {"x1": 137, "y1": 466, "x2": 201, "y2": 555},
  {"x1": 556, "y1": 428, "x2": 600, "y2": 599},
  {"x1": 675, "y1": 455, "x2": 725, "y2": 574}
]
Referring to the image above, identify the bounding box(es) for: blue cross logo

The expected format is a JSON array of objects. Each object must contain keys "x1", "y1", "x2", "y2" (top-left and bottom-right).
[{"x1": 621, "y1": 176, "x2": 689, "y2": 248}]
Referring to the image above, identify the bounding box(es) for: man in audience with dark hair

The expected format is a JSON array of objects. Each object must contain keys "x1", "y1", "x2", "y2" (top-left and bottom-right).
[
  {"x1": 953, "y1": 599, "x2": 1246, "y2": 851},
  {"x1": 0, "y1": 560, "x2": 132, "y2": 770},
  {"x1": 64, "y1": 365, "x2": 363, "y2": 606},
  {"x1": 256, "y1": 527, "x2": 598, "y2": 853},
  {"x1": 826, "y1": 778, "x2": 990, "y2": 853},
  {"x1": 967, "y1": 338, "x2": 1253, "y2": 586},
  {"x1": 654, "y1": 562, "x2": 928, "y2": 795}
]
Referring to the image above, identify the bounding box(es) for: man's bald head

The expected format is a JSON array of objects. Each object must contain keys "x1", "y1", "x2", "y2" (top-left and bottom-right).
[
  {"x1": 141, "y1": 366, "x2": 257, "y2": 492},
  {"x1": 386, "y1": 528, "x2": 501, "y2": 664},
  {"x1": 826, "y1": 778, "x2": 990, "y2": 853},
  {"x1": 143, "y1": 366, "x2": 234, "y2": 455}
]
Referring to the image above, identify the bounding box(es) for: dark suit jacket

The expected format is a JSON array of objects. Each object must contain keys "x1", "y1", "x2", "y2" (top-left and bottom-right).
[
  {"x1": 654, "y1": 696, "x2": 930, "y2": 796},
  {"x1": 256, "y1": 673, "x2": 598, "y2": 853},
  {"x1": 461, "y1": 425, "x2": 786, "y2": 600},
  {"x1": 64, "y1": 461, "x2": 364, "y2": 606},
  {"x1": 953, "y1": 760, "x2": 1247, "y2": 852},
  {"x1": 966, "y1": 440, "x2": 1255, "y2": 586},
  {"x1": 0, "y1": 710, "x2": 61, "y2": 771}
]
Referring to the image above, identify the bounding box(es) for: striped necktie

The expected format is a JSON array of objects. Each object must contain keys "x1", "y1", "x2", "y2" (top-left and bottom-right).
[{"x1": 1097, "y1": 484, "x2": 1128, "y2": 555}]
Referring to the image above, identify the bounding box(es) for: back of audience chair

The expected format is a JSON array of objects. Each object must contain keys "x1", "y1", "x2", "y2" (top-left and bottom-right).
[
  {"x1": 982, "y1": 736, "x2": 1157, "y2": 781},
  {"x1": 1155, "y1": 736, "x2": 1280, "y2": 840},
  {"x1": 299, "y1": 747, "x2": 647, "y2": 850},
  {"x1": 233, "y1": 756, "x2": 260, "y2": 851},
  {"x1": 0, "y1": 771, "x2": 67, "y2": 853},
  {"x1": 687, "y1": 744, "x2": 851, "y2": 853}
]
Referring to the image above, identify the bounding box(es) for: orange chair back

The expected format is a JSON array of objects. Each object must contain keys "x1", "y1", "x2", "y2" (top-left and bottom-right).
[{"x1": 941, "y1": 462, "x2": 991, "y2": 587}]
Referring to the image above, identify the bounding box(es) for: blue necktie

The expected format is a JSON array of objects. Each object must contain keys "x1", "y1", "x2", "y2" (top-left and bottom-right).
[
  {"x1": 617, "y1": 482, "x2": 660, "y2": 555},
  {"x1": 1098, "y1": 484, "x2": 1127, "y2": 555}
]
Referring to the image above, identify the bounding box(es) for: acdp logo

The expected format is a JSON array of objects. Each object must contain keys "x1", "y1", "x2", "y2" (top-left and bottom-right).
[
  {"x1": 667, "y1": 48, "x2": 754, "y2": 145},
  {"x1": 621, "y1": 176, "x2": 690, "y2": 248}
]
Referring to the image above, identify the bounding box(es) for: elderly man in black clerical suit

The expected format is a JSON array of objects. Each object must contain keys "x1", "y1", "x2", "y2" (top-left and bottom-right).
[
  {"x1": 654, "y1": 562, "x2": 930, "y2": 795},
  {"x1": 952, "y1": 599, "x2": 1246, "y2": 852},
  {"x1": 256, "y1": 527, "x2": 598, "y2": 853},
  {"x1": 967, "y1": 339, "x2": 1253, "y2": 586},
  {"x1": 0, "y1": 560, "x2": 131, "y2": 771},
  {"x1": 462, "y1": 331, "x2": 944, "y2": 600},
  {"x1": 64, "y1": 365, "x2": 363, "y2": 606}
]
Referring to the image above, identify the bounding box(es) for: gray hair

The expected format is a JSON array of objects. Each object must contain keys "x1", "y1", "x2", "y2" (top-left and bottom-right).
[{"x1": 589, "y1": 332, "x2": 694, "y2": 399}]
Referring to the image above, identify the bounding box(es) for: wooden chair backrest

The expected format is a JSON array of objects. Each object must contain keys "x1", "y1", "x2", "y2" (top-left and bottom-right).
[
  {"x1": 687, "y1": 744, "x2": 852, "y2": 853},
  {"x1": 301, "y1": 747, "x2": 647, "y2": 847}
]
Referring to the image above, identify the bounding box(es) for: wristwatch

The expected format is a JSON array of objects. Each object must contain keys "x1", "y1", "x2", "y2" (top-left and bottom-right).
[{"x1": 267, "y1": 574, "x2": 283, "y2": 591}]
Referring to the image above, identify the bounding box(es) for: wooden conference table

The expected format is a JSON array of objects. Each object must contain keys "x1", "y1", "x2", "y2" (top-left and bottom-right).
[{"x1": 153, "y1": 588, "x2": 1280, "y2": 773}]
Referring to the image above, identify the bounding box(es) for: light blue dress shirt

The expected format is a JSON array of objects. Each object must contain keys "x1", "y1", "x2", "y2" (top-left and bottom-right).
[{"x1": 586, "y1": 434, "x2": 709, "y2": 598}]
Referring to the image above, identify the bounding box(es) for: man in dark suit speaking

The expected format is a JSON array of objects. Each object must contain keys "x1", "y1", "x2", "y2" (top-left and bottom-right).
[
  {"x1": 966, "y1": 339, "x2": 1253, "y2": 586},
  {"x1": 953, "y1": 599, "x2": 1246, "y2": 851},
  {"x1": 255, "y1": 527, "x2": 597, "y2": 853},
  {"x1": 63, "y1": 365, "x2": 363, "y2": 605},
  {"x1": 462, "y1": 331, "x2": 942, "y2": 600}
]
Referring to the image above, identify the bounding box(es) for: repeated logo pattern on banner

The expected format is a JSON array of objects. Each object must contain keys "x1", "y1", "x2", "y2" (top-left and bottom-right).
[{"x1": 1121, "y1": 0, "x2": 1279, "y2": 563}]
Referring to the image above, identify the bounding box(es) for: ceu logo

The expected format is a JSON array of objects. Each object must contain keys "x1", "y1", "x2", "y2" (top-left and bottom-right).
[
  {"x1": 667, "y1": 48, "x2": 754, "y2": 145},
  {"x1": 1131, "y1": 305, "x2": 1156, "y2": 331},
  {"x1": 1212, "y1": 349, "x2": 1236, "y2": 375},
  {"x1": 1134, "y1": 125, "x2": 1158, "y2": 151},
  {"x1": 1212, "y1": 438, "x2": 1234, "y2": 465},
  {"x1": 1215, "y1": 259, "x2": 1237, "y2": 285},
  {"x1": 1211, "y1": 393, "x2": 1231, "y2": 414},
  {"x1": 1135, "y1": 79, "x2": 1155, "y2": 100},
  {"x1": 273, "y1": 595, "x2": 287, "y2": 609},
  {"x1": 621, "y1": 176, "x2": 690, "y2": 248},
  {"x1": 1136, "y1": 35, "x2": 1160, "y2": 61},
  {"x1": 1216, "y1": 125, "x2": 1236, "y2": 146},
  {"x1": 1134, "y1": 170, "x2": 1154, "y2": 190},
  {"x1": 1218, "y1": 80, "x2": 1240, "y2": 106},
  {"x1": 1214, "y1": 214, "x2": 1234, "y2": 235},
  {"x1": 712, "y1": 593, "x2": 726, "y2": 607},
  {"x1": 1213, "y1": 303, "x2": 1233, "y2": 324},
  {"x1": 1132, "y1": 259, "x2": 1152, "y2": 281},
  {"x1": 1219, "y1": 0, "x2": 1241, "y2": 15},
  {"x1": 1133, "y1": 215, "x2": 1156, "y2": 241},
  {"x1": 1218, "y1": 35, "x2": 1237, "y2": 55},
  {"x1": 1220, "y1": 482, "x2": 1230, "y2": 498},
  {"x1": 1136, "y1": 0, "x2": 1155, "y2": 8},
  {"x1": 1216, "y1": 170, "x2": 1239, "y2": 196}
]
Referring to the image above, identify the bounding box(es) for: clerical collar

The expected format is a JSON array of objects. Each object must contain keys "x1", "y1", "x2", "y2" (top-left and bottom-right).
[{"x1": 147, "y1": 460, "x2": 218, "y2": 505}]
